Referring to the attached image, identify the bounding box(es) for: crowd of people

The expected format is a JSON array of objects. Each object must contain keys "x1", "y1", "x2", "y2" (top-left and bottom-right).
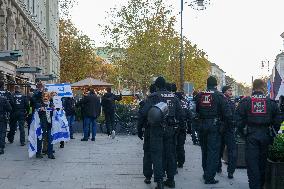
[
  {"x1": 0, "y1": 76, "x2": 283, "y2": 189},
  {"x1": 0, "y1": 80, "x2": 122, "y2": 158},
  {"x1": 137, "y1": 76, "x2": 282, "y2": 189}
]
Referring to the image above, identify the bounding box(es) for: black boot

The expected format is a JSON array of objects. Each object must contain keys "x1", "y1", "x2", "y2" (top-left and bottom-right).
[
  {"x1": 144, "y1": 177, "x2": 151, "y2": 184},
  {"x1": 36, "y1": 153, "x2": 43, "y2": 158},
  {"x1": 205, "y1": 179, "x2": 219, "y2": 184},
  {"x1": 228, "y1": 173, "x2": 234, "y2": 179},
  {"x1": 60, "y1": 141, "x2": 64, "y2": 148},
  {"x1": 164, "y1": 179, "x2": 175, "y2": 188},
  {"x1": 155, "y1": 181, "x2": 164, "y2": 189},
  {"x1": 0, "y1": 148, "x2": 4, "y2": 155},
  {"x1": 48, "y1": 154, "x2": 56, "y2": 159}
]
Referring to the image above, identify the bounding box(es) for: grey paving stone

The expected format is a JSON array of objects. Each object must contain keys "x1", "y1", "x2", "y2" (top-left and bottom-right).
[{"x1": 0, "y1": 132, "x2": 249, "y2": 189}]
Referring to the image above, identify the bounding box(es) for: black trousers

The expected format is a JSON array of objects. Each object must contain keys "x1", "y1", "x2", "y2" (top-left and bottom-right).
[
  {"x1": 199, "y1": 119, "x2": 221, "y2": 181},
  {"x1": 105, "y1": 111, "x2": 115, "y2": 134},
  {"x1": 143, "y1": 127, "x2": 153, "y2": 178},
  {"x1": 246, "y1": 127, "x2": 270, "y2": 189},
  {"x1": 176, "y1": 129, "x2": 186, "y2": 166},
  {"x1": 218, "y1": 127, "x2": 237, "y2": 174},
  {"x1": 8, "y1": 117, "x2": 26, "y2": 144},
  {"x1": 0, "y1": 122, "x2": 7, "y2": 149}
]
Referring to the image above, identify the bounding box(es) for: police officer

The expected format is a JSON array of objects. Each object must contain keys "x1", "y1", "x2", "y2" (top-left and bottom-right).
[
  {"x1": 137, "y1": 84, "x2": 156, "y2": 185},
  {"x1": 189, "y1": 91, "x2": 199, "y2": 145},
  {"x1": 218, "y1": 86, "x2": 237, "y2": 179},
  {"x1": 175, "y1": 92, "x2": 191, "y2": 168},
  {"x1": 195, "y1": 76, "x2": 232, "y2": 184},
  {"x1": 236, "y1": 79, "x2": 280, "y2": 189},
  {"x1": 7, "y1": 86, "x2": 29, "y2": 146},
  {"x1": 0, "y1": 89, "x2": 12, "y2": 154},
  {"x1": 138, "y1": 77, "x2": 183, "y2": 189}
]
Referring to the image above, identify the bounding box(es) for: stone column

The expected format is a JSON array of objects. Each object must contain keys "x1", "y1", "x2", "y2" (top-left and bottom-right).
[
  {"x1": 0, "y1": 0, "x2": 7, "y2": 50},
  {"x1": 6, "y1": 7, "x2": 16, "y2": 50}
]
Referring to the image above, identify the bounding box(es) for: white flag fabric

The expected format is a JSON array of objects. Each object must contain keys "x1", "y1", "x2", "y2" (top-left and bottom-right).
[
  {"x1": 28, "y1": 111, "x2": 42, "y2": 158},
  {"x1": 51, "y1": 109, "x2": 70, "y2": 144}
]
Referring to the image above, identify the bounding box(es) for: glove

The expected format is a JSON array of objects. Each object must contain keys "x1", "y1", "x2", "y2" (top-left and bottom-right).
[{"x1": 138, "y1": 131, "x2": 143, "y2": 140}]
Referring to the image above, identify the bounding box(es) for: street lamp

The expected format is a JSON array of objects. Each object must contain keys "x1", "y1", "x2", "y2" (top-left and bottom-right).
[{"x1": 180, "y1": 0, "x2": 210, "y2": 91}]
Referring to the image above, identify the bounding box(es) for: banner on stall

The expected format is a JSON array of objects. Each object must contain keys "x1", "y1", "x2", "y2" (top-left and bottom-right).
[{"x1": 45, "y1": 83, "x2": 73, "y2": 97}]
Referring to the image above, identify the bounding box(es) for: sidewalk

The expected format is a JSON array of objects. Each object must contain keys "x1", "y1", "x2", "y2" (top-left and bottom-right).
[{"x1": 0, "y1": 133, "x2": 249, "y2": 189}]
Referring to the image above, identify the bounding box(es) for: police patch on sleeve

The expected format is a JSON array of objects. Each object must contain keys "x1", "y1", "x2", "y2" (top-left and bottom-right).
[
  {"x1": 200, "y1": 92, "x2": 213, "y2": 107},
  {"x1": 251, "y1": 97, "x2": 267, "y2": 114}
]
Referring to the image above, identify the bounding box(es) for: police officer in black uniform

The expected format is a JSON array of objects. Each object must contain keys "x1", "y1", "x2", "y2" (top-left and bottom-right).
[
  {"x1": 138, "y1": 77, "x2": 183, "y2": 189},
  {"x1": 137, "y1": 84, "x2": 156, "y2": 185},
  {"x1": 175, "y1": 92, "x2": 191, "y2": 168},
  {"x1": 196, "y1": 76, "x2": 232, "y2": 184},
  {"x1": 7, "y1": 86, "x2": 29, "y2": 146},
  {"x1": 236, "y1": 79, "x2": 280, "y2": 189},
  {"x1": 0, "y1": 81, "x2": 12, "y2": 154},
  {"x1": 218, "y1": 86, "x2": 237, "y2": 179}
]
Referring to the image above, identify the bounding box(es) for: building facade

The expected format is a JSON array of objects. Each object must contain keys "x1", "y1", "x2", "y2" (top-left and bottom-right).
[
  {"x1": 0, "y1": 0, "x2": 59, "y2": 86},
  {"x1": 210, "y1": 62, "x2": 226, "y2": 91}
]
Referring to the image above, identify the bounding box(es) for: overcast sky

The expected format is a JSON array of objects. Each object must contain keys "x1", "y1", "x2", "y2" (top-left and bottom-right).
[{"x1": 71, "y1": 0, "x2": 284, "y2": 84}]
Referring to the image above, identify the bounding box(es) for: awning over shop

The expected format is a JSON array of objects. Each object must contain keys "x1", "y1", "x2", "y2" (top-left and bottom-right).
[{"x1": 71, "y1": 77, "x2": 113, "y2": 87}]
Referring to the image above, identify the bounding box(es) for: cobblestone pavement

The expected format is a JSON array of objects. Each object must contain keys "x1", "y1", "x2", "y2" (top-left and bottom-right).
[{"x1": 0, "y1": 133, "x2": 249, "y2": 189}]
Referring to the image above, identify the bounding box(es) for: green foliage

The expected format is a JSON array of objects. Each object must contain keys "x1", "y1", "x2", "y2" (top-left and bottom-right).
[
  {"x1": 268, "y1": 134, "x2": 284, "y2": 162},
  {"x1": 102, "y1": 0, "x2": 210, "y2": 94}
]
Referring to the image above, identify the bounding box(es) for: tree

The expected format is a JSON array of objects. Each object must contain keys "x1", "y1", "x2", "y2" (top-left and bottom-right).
[{"x1": 103, "y1": 0, "x2": 210, "y2": 94}]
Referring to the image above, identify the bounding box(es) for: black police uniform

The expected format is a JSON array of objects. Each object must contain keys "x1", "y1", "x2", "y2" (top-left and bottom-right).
[
  {"x1": 0, "y1": 96, "x2": 12, "y2": 154},
  {"x1": 189, "y1": 97, "x2": 199, "y2": 145},
  {"x1": 236, "y1": 91, "x2": 280, "y2": 189},
  {"x1": 137, "y1": 100, "x2": 153, "y2": 181},
  {"x1": 7, "y1": 91, "x2": 29, "y2": 145},
  {"x1": 218, "y1": 97, "x2": 237, "y2": 176},
  {"x1": 196, "y1": 88, "x2": 232, "y2": 183},
  {"x1": 176, "y1": 95, "x2": 191, "y2": 168},
  {"x1": 139, "y1": 89, "x2": 182, "y2": 187}
]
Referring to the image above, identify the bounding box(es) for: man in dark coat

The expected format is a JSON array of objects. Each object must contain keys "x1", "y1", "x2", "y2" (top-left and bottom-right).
[
  {"x1": 195, "y1": 76, "x2": 233, "y2": 184},
  {"x1": 81, "y1": 88, "x2": 101, "y2": 141},
  {"x1": 0, "y1": 82, "x2": 12, "y2": 154},
  {"x1": 236, "y1": 79, "x2": 281, "y2": 189},
  {"x1": 7, "y1": 86, "x2": 29, "y2": 146},
  {"x1": 101, "y1": 87, "x2": 122, "y2": 138}
]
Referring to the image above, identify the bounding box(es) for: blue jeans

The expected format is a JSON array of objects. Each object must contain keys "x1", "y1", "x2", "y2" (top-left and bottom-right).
[
  {"x1": 67, "y1": 115, "x2": 75, "y2": 137},
  {"x1": 83, "y1": 116, "x2": 97, "y2": 139}
]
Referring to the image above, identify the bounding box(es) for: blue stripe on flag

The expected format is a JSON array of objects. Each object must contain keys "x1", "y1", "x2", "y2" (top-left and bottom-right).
[
  {"x1": 29, "y1": 143, "x2": 35, "y2": 151},
  {"x1": 52, "y1": 132, "x2": 70, "y2": 141}
]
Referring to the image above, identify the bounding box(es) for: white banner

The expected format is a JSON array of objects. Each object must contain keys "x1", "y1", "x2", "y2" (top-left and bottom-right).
[{"x1": 51, "y1": 110, "x2": 70, "y2": 144}]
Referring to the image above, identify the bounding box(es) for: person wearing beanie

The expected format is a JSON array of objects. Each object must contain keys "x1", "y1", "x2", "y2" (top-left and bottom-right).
[
  {"x1": 137, "y1": 76, "x2": 183, "y2": 189},
  {"x1": 217, "y1": 86, "x2": 237, "y2": 179},
  {"x1": 236, "y1": 79, "x2": 281, "y2": 189},
  {"x1": 195, "y1": 76, "x2": 233, "y2": 184}
]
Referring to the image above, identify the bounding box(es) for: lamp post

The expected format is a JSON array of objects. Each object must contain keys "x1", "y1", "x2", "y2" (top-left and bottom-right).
[{"x1": 179, "y1": 0, "x2": 210, "y2": 91}]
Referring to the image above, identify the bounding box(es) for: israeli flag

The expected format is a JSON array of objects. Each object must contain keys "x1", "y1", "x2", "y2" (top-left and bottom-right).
[
  {"x1": 28, "y1": 112, "x2": 42, "y2": 158},
  {"x1": 51, "y1": 109, "x2": 70, "y2": 144}
]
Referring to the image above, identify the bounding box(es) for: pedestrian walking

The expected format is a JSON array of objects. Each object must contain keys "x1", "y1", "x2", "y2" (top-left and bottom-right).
[
  {"x1": 138, "y1": 77, "x2": 183, "y2": 189},
  {"x1": 7, "y1": 86, "x2": 29, "y2": 146},
  {"x1": 101, "y1": 87, "x2": 122, "y2": 139},
  {"x1": 217, "y1": 86, "x2": 237, "y2": 179},
  {"x1": 80, "y1": 88, "x2": 101, "y2": 141},
  {"x1": 137, "y1": 84, "x2": 156, "y2": 185},
  {"x1": 236, "y1": 79, "x2": 281, "y2": 189},
  {"x1": 195, "y1": 76, "x2": 233, "y2": 184}
]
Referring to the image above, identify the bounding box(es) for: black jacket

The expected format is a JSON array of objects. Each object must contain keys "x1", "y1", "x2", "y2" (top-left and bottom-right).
[
  {"x1": 81, "y1": 92, "x2": 101, "y2": 118},
  {"x1": 62, "y1": 97, "x2": 76, "y2": 116},
  {"x1": 0, "y1": 96, "x2": 12, "y2": 122},
  {"x1": 101, "y1": 92, "x2": 122, "y2": 113},
  {"x1": 11, "y1": 91, "x2": 29, "y2": 117}
]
